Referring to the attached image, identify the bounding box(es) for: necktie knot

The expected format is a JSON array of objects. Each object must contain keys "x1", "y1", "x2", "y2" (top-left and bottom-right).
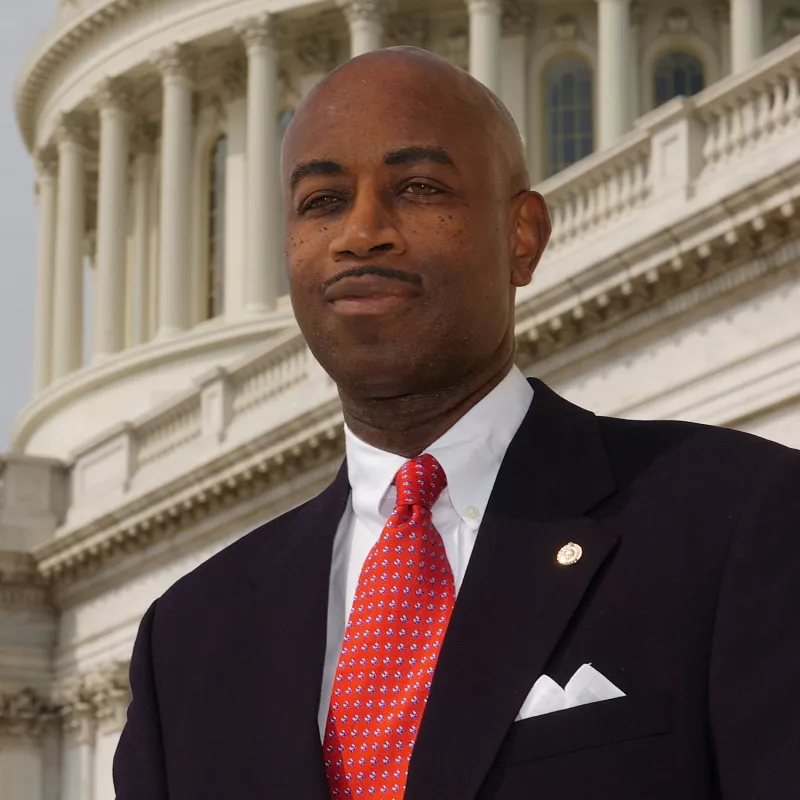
[{"x1": 394, "y1": 453, "x2": 447, "y2": 511}]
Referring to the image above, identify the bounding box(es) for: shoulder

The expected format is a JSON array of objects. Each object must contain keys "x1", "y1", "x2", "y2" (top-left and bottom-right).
[
  {"x1": 596, "y1": 414, "x2": 799, "y2": 494},
  {"x1": 153, "y1": 478, "x2": 338, "y2": 615}
]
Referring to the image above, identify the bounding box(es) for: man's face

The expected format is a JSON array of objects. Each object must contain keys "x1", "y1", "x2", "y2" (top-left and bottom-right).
[{"x1": 283, "y1": 62, "x2": 527, "y2": 400}]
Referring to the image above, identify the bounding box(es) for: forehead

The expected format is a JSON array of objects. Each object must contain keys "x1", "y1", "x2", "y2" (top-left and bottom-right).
[{"x1": 283, "y1": 74, "x2": 490, "y2": 177}]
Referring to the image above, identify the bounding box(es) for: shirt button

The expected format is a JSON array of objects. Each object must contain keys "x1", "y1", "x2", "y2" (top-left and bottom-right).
[{"x1": 464, "y1": 505, "x2": 480, "y2": 520}]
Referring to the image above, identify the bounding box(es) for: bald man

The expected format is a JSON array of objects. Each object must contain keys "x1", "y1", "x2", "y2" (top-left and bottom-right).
[{"x1": 113, "y1": 48, "x2": 800, "y2": 800}]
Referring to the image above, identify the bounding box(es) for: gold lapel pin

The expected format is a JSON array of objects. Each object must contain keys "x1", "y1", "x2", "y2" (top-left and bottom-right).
[{"x1": 557, "y1": 542, "x2": 583, "y2": 566}]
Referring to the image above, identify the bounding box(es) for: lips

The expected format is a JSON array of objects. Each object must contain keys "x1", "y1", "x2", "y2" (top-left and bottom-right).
[{"x1": 324, "y1": 274, "x2": 420, "y2": 316}]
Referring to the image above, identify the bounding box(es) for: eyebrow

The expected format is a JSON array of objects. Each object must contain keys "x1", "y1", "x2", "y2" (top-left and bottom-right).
[
  {"x1": 290, "y1": 159, "x2": 343, "y2": 190},
  {"x1": 383, "y1": 146, "x2": 458, "y2": 171},
  {"x1": 289, "y1": 146, "x2": 459, "y2": 191}
]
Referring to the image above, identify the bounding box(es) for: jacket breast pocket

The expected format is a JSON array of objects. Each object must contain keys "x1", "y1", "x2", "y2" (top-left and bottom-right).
[{"x1": 496, "y1": 690, "x2": 671, "y2": 767}]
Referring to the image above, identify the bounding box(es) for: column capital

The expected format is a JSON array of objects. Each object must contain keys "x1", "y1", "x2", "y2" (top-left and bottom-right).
[
  {"x1": 337, "y1": 0, "x2": 386, "y2": 25},
  {"x1": 54, "y1": 111, "x2": 90, "y2": 150},
  {"x1": 235, "y1": 13, "x2": 283, "y2": 52},
  {"x1": 95, "y1": 76, "x2": 133, "y2": 113},
  {"x1": 153, "y1": 43, "x2": 196, "y2": 81},
  {"x1": 296, "y1": 33, "x2": 340, "y2": 73},
  {"x1": 34, "y1": 146, "x2": 58, "y2": 178},
  {"x1": 0, "y1": 687, "x2": 57, "y2": 741}
]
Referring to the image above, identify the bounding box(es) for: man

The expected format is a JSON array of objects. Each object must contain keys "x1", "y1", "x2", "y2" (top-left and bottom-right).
[{"x1": 113, "y1": 47, "x2": 800, "y2": 799}]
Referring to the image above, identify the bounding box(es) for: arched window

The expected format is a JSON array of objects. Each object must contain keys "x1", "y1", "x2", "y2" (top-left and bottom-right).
[
  {"x1": 653, "y1": 51, "x2": 705, "y2": 107},
  {"x1": 544, "y1": 56, "x2": 594, "y2": 178},
  {"x1": 207, "y1": 135, "x2": 227, "y2": 319}
]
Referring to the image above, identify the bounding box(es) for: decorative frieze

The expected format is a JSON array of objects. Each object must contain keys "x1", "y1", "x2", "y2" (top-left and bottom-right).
[
  {"x1": 552, "y1": 14, "x2": 582, "y2": 43},
  {"x1": 0, "y1": 688, "x2": 57, "y2": 741}
]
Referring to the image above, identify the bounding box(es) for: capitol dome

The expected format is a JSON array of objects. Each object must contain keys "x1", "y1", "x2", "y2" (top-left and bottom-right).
[{"x1": 1, "y1": 0, "x2": 799, "y2": 796}]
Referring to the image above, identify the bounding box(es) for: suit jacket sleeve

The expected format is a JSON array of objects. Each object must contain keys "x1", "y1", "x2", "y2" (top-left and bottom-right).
[
  {"x1": 710, "y1": 448, "x2": 800, "y2": 799},
  {"x1": 113, "y1": 598, "x2": 169, "y2": 800}
]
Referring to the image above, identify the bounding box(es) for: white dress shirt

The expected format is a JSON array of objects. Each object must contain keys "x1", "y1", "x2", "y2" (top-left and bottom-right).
[{"x1": 317, "y1": 366, "x2": 534, "y2": 735}]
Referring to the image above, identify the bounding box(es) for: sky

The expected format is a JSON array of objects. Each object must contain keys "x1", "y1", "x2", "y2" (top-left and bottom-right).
[{"x1": 0, "y1": 1, "x2": 57, "y2": 451}]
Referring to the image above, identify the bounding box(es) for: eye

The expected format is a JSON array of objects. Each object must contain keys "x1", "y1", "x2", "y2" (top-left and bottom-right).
[
  {"x1": 299, "y1": 193, "x2": 343, "y2": 214},
  {"x1": 403, "y1": 181, "x2": 440, "y2": 197}
]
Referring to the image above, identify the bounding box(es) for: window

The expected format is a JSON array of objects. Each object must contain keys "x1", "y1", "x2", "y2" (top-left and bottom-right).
[
  {"x1": 207, "y1": 135, "x2": 227, "y2": 319},
  {"x1": 544, "y1": 56, "x2": 594, "y2": 178},
  {"x1": 653, "y1": 51, "x2": 705, "y2": 107}
]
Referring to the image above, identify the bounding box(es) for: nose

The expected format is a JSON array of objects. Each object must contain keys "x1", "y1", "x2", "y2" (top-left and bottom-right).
[{"x1": 329, "y1": 182, "x2": 406, "y2": 261}]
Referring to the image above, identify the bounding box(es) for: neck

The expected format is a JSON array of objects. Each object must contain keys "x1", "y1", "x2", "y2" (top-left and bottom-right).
[{"x1": 340, "y1": 349, "x2": 516, "y2": 458}]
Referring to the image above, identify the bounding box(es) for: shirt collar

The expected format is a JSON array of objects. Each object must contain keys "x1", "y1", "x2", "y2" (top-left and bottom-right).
[{"x1": 345, "y1": 366, "x2": 533, "y2": 530}]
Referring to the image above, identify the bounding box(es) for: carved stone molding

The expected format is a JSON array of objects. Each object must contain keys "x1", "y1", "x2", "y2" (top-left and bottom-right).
[
  {"x1": 0, "y1": 688, "x2": 58, "y2": 741},
  {"x1": 95, "y1": 76, "x2": 133, "y2": 113},
  {"x1": 502, "y1": 0, "x2": 530, "y2": 37},
  {"x1": 664, "y1": 7, "x2": 691, "y2": 34},
  {"x1": 153, "y1": 43, "x2": 196, "y2": 82},
  {"x1": 296, "y1": 34, "x2": 340, "y2": 73},
  {"x1": 385, "y1": 12, "x2": 429, "y2": 49},
  {"x1": 83, "y1": 661, "x2": 131, "y2": 733},
  {"x1": 552, "y1": 14, "x2": 582, "y2": 43},
  {"x1": 337, "y1": 0, "x2": 386, "y2": 26}
]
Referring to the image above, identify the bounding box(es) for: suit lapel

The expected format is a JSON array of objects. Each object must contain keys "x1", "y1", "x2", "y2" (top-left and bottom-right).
[
  {"x1": 406, "y1": 381, "x2": 619, "y2": 800},
  {"x1": 237, "y1": 464, "x2": 349, "y2": 800}
]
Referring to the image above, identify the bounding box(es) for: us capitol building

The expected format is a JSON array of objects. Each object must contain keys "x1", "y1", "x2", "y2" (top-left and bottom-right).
[{"x1": 1, "y1": 0, "x2": 798, "y2": 796}]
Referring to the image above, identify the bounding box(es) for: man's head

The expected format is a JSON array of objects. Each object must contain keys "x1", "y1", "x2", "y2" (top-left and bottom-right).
[{"x1": 282, "y1": 47, "x2": 551, "y2": 406}]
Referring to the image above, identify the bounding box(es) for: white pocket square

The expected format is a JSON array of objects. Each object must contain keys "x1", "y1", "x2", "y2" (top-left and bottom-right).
[{"x1": 515, "y1": 664, "x2": 625, "y2": 721}]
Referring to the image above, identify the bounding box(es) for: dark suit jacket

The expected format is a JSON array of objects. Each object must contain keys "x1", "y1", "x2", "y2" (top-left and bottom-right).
[{"x1": 113, "y1": 379, "x2": 800, "y2": 799}]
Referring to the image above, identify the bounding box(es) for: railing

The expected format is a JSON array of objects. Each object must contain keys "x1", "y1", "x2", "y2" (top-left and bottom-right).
[
  {"x1": 136, "y1": 396, "x2": 202, "y2": 467},
  {"x1": 67, "y1": 329, "x2": 330, "y2": 521}
]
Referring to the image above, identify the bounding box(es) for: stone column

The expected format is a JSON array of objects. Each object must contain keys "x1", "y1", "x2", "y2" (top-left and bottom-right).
[
  {"x1": 597, "y1": 0, "x2": 631, "y2": 149},
  {"x1": 93, "y1": 78, "x2": 132, "y2": 360},
  {"x1": 467, "y1": 0, "x2": 502, "y2": 94},
  {"x1": 32, "y1": 149, "x2": 58, "y2": 393},
  {"x1": 237, "y1": 16, "x2": 281, "y2": 314},
  {"x1": 52, "y1": 113, "x2": 87, "y2": 380},
  {"x1": 338, "y1": 0, "x2": 384, "y2": 58},
  {"x1": 731, "y1": 0, "x2": 763, "y2": 74},
  {"x1": 130, "y1": 124, "x2": 157, "y2": 347},
  {"x1": 154, "y1": 45, "x2": 194, "y2": 336}
]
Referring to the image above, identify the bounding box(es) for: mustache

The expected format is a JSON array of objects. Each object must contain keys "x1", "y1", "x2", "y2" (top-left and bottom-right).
[{"x1": 322, "y1": 266, "x2": 423, "y2": 292}]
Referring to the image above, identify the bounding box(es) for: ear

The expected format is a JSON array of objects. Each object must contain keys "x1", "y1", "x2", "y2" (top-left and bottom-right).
[{"x1": 509, "y1": 191, "x2": 552, "y2": 288}]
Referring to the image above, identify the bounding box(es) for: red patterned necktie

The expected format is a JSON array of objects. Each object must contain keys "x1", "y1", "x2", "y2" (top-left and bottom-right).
[{"x1": 324, "y1": 453, "x2": 455, "y2": 799}]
